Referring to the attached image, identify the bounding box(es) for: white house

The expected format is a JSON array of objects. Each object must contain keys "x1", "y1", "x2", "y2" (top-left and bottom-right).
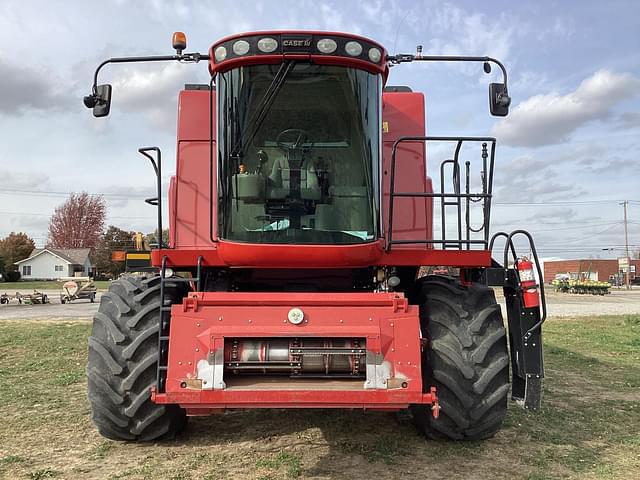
[{"x1": 15, "y1": 248, "x2": 93, "y2": 280}]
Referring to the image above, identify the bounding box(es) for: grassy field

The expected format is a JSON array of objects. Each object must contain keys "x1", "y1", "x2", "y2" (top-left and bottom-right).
[
  {"x1": 0, "y1": 315, "x2": 638, "y2": 480},
  {"x1": 0, "y1": 280, "x2": 111, "y2": 292}
]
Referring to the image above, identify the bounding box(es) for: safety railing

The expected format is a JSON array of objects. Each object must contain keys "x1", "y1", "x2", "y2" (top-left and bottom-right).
[{"x1": 386, "y1": 136, "x2": 496, "y2": 252}]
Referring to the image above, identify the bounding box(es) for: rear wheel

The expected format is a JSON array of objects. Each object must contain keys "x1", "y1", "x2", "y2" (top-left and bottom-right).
[
  {"x1": 410, "y1": 275, "x2": 509, "y2": 440},
  {"x1": 87, "y1": 275, "x2": 188, "y2": 441}
]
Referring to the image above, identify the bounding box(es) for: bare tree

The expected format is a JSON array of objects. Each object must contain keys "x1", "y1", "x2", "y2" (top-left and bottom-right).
[{"x1": 47, "y1": 192, "x2": 106, "y2": 249}]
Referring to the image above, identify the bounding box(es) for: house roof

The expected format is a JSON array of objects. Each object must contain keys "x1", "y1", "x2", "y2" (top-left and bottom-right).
[{"x1": 15, "y1": 248, "x2": 91, "y2": 265}]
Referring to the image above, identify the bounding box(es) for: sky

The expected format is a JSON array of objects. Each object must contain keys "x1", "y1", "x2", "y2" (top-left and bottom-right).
[{"x1": 0, "y1": 0, "x2": 639, "y2": 261}]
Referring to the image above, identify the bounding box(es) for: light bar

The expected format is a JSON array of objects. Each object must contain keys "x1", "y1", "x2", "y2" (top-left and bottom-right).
[{"x1": 211, "y1": 33, "x2": 385, "y2": 67}]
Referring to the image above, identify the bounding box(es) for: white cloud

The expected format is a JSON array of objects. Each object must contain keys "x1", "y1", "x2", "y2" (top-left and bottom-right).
[
  {"x1": 617, "y1": 111, "x2": 640, "y2": 130},
  {"x1": 423, "y1": 5, "x2": 514, "y2": 61},
  {"x1": 0, "y1": 57, "x2": 71, "y2": 115},
  {"x1": 110, "y1": 62, "x2": 208, "y2": 130},
  {"x1": 492, "y1": 70, "x2": 640, "y2": 147},
  {"x1": 0, "y1": 168, "x2": 52, "y2": 191}
]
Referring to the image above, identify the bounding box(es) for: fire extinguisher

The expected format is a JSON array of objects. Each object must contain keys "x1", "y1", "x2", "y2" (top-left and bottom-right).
[{"x1": 516, "y1": 257, "x2": 540, "y2": 308}]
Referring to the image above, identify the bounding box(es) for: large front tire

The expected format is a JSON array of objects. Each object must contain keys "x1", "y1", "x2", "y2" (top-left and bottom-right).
[
  {"x1": 87, "y1": 275, "x2": 188, "y2": 441},
  {"x1": 410, "y1": 276, "x2": 509, "y2": 440}
]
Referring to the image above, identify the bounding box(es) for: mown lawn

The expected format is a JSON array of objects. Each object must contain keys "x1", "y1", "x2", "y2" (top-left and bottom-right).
[{"x1": 0, "y1": 315, "x2": 638, "y2": 480}]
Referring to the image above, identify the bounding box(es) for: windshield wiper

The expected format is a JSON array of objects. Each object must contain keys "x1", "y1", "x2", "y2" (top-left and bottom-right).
[{"x1": 230, "y1": 60, "x2": 295, "y2": 160}]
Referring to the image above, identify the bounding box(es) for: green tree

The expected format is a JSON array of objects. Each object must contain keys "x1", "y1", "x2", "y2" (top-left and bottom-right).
[
  {"x1": 0, "y1": 254, "x2": 6, "y2": 280},
  {"x1": 145, "y1": 229, "x2": 170, "y2": 248},
  {"x1": 0, "y1": 232, "x2": 36, "y2": 272},
  {"x1": 93, "y1": 226, "x2": 136, "y2": 278}
]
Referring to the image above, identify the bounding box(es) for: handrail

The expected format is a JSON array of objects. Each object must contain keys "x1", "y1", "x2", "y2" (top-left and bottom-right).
[
  {"x1": 489, "y1": 230, "x2": 548, "y2": 337},
  {"x1": 139, "y1": 147, "x2": 162, "y2": 247},
  {"x1": 386, "y1": 136, "x2": 496, "y2": 252}
]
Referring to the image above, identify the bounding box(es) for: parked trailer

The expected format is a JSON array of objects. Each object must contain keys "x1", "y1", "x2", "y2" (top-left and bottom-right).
[{"x1": 60, "y1": 277, "x2": 97, "y2": 304}]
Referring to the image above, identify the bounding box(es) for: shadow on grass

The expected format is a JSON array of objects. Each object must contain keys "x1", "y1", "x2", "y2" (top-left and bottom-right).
[{"x1": 146, "y1": 341, "x2": 640, "y2": 478}]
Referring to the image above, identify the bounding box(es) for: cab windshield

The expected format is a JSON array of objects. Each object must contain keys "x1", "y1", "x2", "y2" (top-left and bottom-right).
[{"x1": 217, "y1": 63, "x2": 380, "y2": 244}]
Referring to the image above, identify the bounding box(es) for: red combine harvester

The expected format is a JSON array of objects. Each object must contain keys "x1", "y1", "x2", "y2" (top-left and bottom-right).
[{"x1": 84, "y1": 31, "x2": 545, "y2": 441}]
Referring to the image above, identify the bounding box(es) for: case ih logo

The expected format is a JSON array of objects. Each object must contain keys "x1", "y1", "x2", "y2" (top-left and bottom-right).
[
  {"x1": 282, "y1": 36, "x2": 312, "y2": 51},
  {"x1": 283, "y1": 38, "x2": 311, "y2": 47}
]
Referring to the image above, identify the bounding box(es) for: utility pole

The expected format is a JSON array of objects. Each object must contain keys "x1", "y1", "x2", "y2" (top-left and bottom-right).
[{"x1": 621, "y1": 201, "x2": 630, "y2": 290}]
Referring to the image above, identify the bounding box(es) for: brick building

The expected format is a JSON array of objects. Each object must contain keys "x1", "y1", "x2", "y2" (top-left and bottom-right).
[{"x1": 543, "y1": 259, "x2": 640, "y2": 283}]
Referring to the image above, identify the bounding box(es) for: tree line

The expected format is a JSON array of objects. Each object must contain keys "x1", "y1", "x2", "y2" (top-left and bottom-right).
[{"x1": 1, "y1": 192, "x2": 164, "y2": 281}]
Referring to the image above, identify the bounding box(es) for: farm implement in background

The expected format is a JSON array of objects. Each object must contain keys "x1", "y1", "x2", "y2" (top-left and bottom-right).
[
  {"x1": 60, "y1": 277, "x2": 97, "y2": 303},
  {"x1": 0, "y1": 290, "x2": 49, "y2": 305},
  {"x1": 552, "y1": 279, "x2": 611, "y2": 295}
]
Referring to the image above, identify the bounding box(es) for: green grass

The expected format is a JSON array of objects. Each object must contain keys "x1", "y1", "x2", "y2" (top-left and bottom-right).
[
  {"x1": 256, "y1": 451, "x2": 302, "y2": 478},
  {"x1": 0, "y1": 315, "x2": 638, "y2": 479},
  {"x1": 0, "y1": 280, "x2": 111, "y2": 291}
]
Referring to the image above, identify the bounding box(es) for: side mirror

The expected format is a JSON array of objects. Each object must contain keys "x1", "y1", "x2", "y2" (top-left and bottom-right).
[
  {"x1": 489, "y1": 83, "x2": 510, "y2": 117},
  {"x1": 83, "y1": 84, "x2": 112, "y2": 117}
]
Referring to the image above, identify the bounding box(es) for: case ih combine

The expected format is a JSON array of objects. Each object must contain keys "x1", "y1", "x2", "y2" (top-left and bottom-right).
[{"x1": 84, "y1": 31, "x2": 545, "y2": 441}]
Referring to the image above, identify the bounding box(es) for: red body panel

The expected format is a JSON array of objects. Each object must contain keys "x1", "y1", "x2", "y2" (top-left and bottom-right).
[
  {"x1": 151, "y1": 246, "x2": 491, "y2": 268},
  {"x1": 145, "y1": 31, "x2": 487, "y2": 414},
  {"x1": 172, "y1": 90, "x2": 216, "y2": 247},
  {"x1": 158, "y1": 69, "x2": 484, "y2": 268},
  {"x1": 152, "y1": 292, "x2": 437, "y2": 411},
  {"x1": 382, "y1": 91, "x2": 432, "y2": 248}
]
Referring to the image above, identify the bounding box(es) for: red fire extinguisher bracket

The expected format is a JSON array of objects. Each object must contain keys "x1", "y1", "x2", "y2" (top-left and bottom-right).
[{"x1": 516, "y1": 257, "x2": 540, "y2": 309}]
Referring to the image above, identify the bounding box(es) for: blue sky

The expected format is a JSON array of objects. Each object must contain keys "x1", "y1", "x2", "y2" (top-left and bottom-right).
[{"x1": 0, "y1": 0, "x2": 638, "y2": 260}]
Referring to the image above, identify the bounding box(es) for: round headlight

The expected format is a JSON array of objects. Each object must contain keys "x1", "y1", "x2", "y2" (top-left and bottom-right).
[
  {"x1": 368, "y1": 47, "x2": 382, "y2": 63},
  {"x1": 214, "y1": 46, "x2": 227, "y2": 62},
  {"x1": 232, "y1": 40, "x2": 250, "y2": 56},
  {"x1": 257, "y1": 37, "x2": 278, "y2": 53},
  {"x1": 161, "y1": 267, "x2": 174, "y2": 278},
  {"x1": 345, "y1": 41, "x2": 363, "y2": 56},
  {"x1": 317, "y1": 38, "x2": 337, "y2": 54}
]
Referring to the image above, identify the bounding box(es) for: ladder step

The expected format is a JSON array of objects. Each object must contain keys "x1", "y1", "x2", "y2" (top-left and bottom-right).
[{"x1": 163, "y1": 277, "x2": 196, "y2": 283}]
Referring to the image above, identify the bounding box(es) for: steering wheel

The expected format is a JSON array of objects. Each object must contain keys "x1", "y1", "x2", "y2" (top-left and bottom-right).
[{"x1": 276, "y1": 129, "x2": 314, "y2": 154}]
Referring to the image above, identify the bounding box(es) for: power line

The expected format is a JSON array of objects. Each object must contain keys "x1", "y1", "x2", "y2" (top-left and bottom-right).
[
  {"x1": 0, "y1": 188, "x2": 162, "y2": 199},
  {"x1": 523, "y1": 221, "x2": 622, "y2": 232},
  {"x1": 0, "y1": 211, "x2": 154, "y2": 220},
  {"x1": 493, "y1": 200, "x2": 640, "y2": 206},
  {"x1": 1, "y1": 188, "x2": 638, "y2": 205}
]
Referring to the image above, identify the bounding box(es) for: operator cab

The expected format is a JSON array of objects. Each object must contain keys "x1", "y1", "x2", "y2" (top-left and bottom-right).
[{"x1": 212, "y1": 33, "x2": 386, "y2": 245}]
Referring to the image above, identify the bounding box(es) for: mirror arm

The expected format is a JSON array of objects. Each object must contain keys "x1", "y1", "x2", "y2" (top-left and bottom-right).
[
  {"x1": 90, "y1": 52, "x2": 210, "y2": 92},
  {"x1": 387, "y1": 54, "x2": 509, "y2": 95}
]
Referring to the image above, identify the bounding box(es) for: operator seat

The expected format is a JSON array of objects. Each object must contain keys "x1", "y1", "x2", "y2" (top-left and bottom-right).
[
  {"x1": 268, "y1": 155, "x2": 320, "y2": 200},
  {"x1": 314, "y1": 153, "x2": 371, "y2": 232}
]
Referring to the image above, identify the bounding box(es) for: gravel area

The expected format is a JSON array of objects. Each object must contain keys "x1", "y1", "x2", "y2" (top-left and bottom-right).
[
  {"x1": 495, "y1": 288, "x2": 640, "y2": 317},
  {"x1": 1, "y1": 287, "x2": 639, "y2": 322},
  {"x1": 0, "y1": 289, "x2": 100, "y2": 320}
]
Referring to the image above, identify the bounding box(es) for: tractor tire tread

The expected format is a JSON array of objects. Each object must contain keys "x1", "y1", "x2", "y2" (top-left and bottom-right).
[
  {"x1": 86, "y1": 275, "x2": 188, "y2": 442},
  {"x1": 411, "y1": 275, "x2": 509, "y2": 441}
]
